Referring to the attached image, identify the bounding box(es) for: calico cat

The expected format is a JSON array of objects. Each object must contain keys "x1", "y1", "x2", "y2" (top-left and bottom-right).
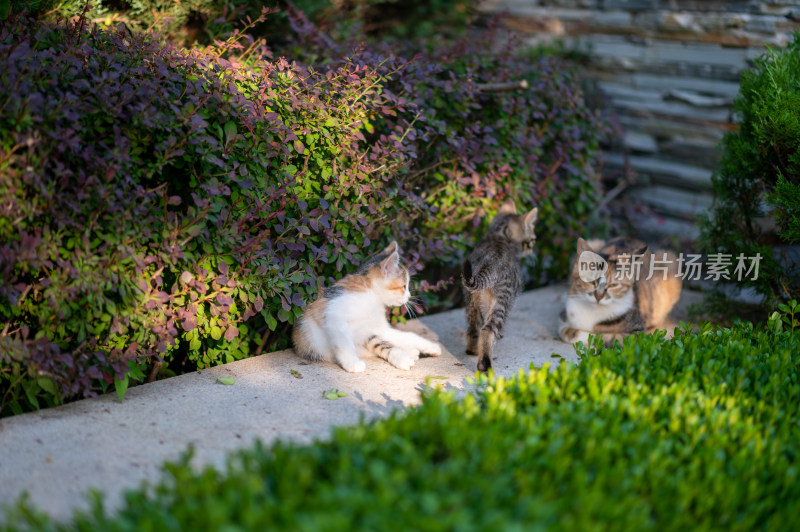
[
  {"x1": 462, "y1": 199, "x2": 538, "y2": 373},
  {"x1": 292, "y1": 241, "x2": 442, "y2": 373},
  {"x1": 558, "y1": 237, "x2": 682, "y2": 346}
]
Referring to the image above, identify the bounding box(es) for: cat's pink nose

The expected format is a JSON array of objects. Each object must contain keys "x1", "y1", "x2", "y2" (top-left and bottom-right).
[{"x1": 594, "y1": 290, "x2": 605, "y2": 302}]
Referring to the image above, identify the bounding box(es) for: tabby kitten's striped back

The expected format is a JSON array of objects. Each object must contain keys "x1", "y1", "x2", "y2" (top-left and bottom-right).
[{"x1": 462, "y1": 199, "x2": 538, "y2": 373}]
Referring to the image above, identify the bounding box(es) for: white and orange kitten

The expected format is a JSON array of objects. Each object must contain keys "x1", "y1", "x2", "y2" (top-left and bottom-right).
[{"x1": 292, "y1": 241, "x2": 442, "y2": 372}]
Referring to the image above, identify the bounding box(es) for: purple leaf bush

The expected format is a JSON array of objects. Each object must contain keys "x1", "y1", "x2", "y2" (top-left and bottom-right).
[{"x1": 0, "y1": 9, "x2": 612, "y2": 415}]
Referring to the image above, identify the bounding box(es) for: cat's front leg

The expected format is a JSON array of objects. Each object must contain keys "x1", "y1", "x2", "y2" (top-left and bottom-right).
[
  {"x1": 558, "y1": 324, "x2": 592, "y2": 345},
  {"x1": 382, "y1": 328, "x2": 441, "y2": 359},
  {"x1": 364, "y1": 335, "x2": 416, "y2": 370},
  {"x1": 558, "y1": 310, "x2": 591, "y2": 345}
]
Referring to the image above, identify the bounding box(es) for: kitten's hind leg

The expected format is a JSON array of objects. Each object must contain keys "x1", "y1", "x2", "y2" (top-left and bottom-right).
[
  {"x1": 591, "y1": 309, "x2": 645, "y2": 347},
  {"x1": 476, "y1": 328, "x2": 497, "y2": 373},
  {"x1": 325, "y1": 324, "x2": 365, "y2": 373},
  {"x1": 365, "y1": 335, "x2": 416, "y2": 371},
  {"x1": 476, "y1": 301, "x2": 510, "y2": 373},
  {"x1": 600, "y1": 332, "x2": 626, "y2": 348},
  {"x1": 464, "y1": 292, "x2": 481, "y2": 356}
]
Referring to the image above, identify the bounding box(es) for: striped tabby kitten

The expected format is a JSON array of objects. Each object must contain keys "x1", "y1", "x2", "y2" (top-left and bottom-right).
[
  {"x1": 293, "y1": 241, "x2": 441, "y2": 373},
  {"x1": 463, "y1": 199, "x2": 538, "y2": 373},
  {"x1": 558, "y1": 237, "x2": 682, "y2": 346}
]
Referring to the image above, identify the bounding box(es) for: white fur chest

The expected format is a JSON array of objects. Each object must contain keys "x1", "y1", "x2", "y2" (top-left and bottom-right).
[
  {"x1": 326, "y1": 292, "x2": 387, "y2": 339},
  {"x1": 564, "y1": 291, "x2": 633, "y2": 330}
]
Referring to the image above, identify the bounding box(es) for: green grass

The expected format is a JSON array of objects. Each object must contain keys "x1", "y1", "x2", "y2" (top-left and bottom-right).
[{"x1": 4, "y1": 312, "x2": 800, "y2": 531}]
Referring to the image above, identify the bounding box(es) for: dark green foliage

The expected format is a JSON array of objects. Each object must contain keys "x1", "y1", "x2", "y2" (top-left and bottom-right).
[
  {"x1": 12, "y1": 0, "x2": 239, "y2": 42},
  {"x1": 22, "y1": 0, "x2": 475, "y2": 47},
  {"x1": 769, "y1": 175, "x2": 800, "y2": 244},
  {"x1": 700, "y1": 33, "x2": 800, "y2": 306},
  {"x1": 5, "y1": 312, "x2": 800, "y2": 530}
]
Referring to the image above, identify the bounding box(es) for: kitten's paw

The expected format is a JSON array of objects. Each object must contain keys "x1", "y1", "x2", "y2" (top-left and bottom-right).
[
  {"x1": 477, "y1": 355, "x2": 492, "y2": 373},
  {"x1": 559, "y1": 326, "x2": 579, "y2": 343},
  {"x1": 560, "y1": 327, "x2": 590, "y2": 345},
  {"x1": 388, "y1": 350, "x2": 416, "y2": 371},
  {"x1": 417, "y1": 341, "x2": 442, "y2": 357},
  {"x1": 603, "y1": 334, "x2": 625, "y2": 348},
  {"x1": 340, "y1": 358, "x2": 366, "y2": 373}
]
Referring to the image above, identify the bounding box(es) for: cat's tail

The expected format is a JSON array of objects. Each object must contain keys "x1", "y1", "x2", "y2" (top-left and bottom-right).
[{"x1": 462, "y1": 259, "x2": 494, "y2": 291}]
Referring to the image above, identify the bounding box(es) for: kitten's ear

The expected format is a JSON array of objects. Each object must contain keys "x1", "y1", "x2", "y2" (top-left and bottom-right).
[
  {"x1": 637, "y1": 245, "x2": 652, "y2": 264},
  {"x1": 576, "y1": 237, "x2": 593, "y2": 255},
  {"x1": 380, "y1": 248, "x2": 400, "y2": 278},
  {"x1": 499, "y1": 199, "x2": 517, "y2": 215},
  {"x1": 382, "y1": 240, "x2": 399, "y2": 256},
  {"x1": 523, "y1": 207, "x2": 538, "y2": 228},
  {"x1": 610, "y1": 244, "x2": 649, "y2": 263}
]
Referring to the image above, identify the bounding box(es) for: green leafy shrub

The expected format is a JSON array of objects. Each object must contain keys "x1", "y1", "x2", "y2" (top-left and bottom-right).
[
  {"x1": 0, "y1": 12, "x2": 416, "y2": 414},
  {"x1": 700, "y1": 33, "x2": 800, "y2": 306},
  {"x1": 6, "y1": 312, "x2": 800, "y2": 530},
  {"x1": 0, "y1": 7, "x2": 610, "y2": 415},
  {"x1": 284, "y1": 18, "x2": 612, "y2": 285}
]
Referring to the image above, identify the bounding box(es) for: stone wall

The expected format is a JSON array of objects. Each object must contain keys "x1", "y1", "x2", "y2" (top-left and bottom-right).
[{"x1": 479, "y1": 0, "x2": 800, "y2": 239}]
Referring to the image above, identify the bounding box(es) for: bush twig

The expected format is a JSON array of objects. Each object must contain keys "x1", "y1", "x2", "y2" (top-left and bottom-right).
[{"x1": 475, "y1": 80, "x2": 529, "y2": 92}]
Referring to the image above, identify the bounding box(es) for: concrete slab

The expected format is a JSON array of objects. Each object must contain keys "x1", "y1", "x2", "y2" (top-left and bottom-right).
[{"x1": 0, "y1": 284, "x2": 702, "y2": 522}]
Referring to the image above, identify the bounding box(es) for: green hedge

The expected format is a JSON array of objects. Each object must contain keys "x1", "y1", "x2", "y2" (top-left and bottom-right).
[
  {"x1": 5, "y1": 306, "x2": 800, "y2": 530},
  {"x1": 700, "y1": 33, "x2": 800, "y2": 306}
]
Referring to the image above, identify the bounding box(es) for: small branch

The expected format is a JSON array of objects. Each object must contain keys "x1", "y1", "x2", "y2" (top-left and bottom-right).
[
  {"x1": 595, "y1": 167, "x2": 636, "y2": 214},
  {"x1": 475, "y1": 80, "x2": 529, "y2": 92},
  {"x1": 147, "y1": 360, "x2": 163, "y2": 383},
  {"x1": 254, "y1": 328, "x2": 271, "y2": 356}
]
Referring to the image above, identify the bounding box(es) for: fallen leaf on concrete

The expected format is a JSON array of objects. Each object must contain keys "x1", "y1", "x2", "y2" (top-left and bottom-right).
[
  {"x1": 290, "y1": 369, "x2": 303, "y2": 379},
  {"x1": 323, "y1": 388, "x2": 347, "y2": 400},
  {"x1": 212, "y1": 376, "x2": 235, "y2": 385}
]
